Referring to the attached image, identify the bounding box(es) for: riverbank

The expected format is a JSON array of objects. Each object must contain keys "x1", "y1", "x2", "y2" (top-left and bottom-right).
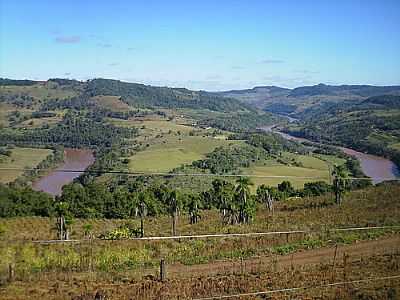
[
  {"x1": 32, "y1": 148, "x2": 95, "y2": 196},
  {"x1": 261, "y1": 125, "x2": 399, "y2": 184}
]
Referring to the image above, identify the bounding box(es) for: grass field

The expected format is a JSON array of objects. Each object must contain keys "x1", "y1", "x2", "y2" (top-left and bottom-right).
[
  {"x1": 0, "y1": 147, "x2": 53, "y2": 183},
  {"x1": 246, "y1": 164, "x2": 330, "y2": 189},
  {"x1": 314, "y1": 153, "x2": 347, "y2": 166},
  {"x1": 0, "y1": 103, "x2": 15, "y2": 127},
  {"x1": 242, "y1": 152, "x2": 337, "y2": 189},
  {"x1": 16, "y1": 116, "x2": 62, "y2": 128},
  {"x1": 91, "y1": 95, "x2": 132, "y2": 111},
  {"x1": 137, "y1": 120, "x2": 195, "y2": 134},
  {"x1": 0, "y1": 83, "x2": 77, "y2": 101},
  {"x1": 129, "y1": 135, "x2": 238, "y2": 172},
  {"x1": 0, "y1": 103, "x2": 33, "y2": 127}
]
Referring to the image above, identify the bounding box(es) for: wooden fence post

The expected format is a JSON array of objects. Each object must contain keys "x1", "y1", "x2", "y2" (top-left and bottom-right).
[
  {"x1": 8, "y1": 263, "x2": 14, "y2": 282},
  {"x1": 160, "y1": 259, "x2": 166, "y2": 282},
  {"x1": 240, "y1": 257, "x2": 244, "y2": 275},
  {"x1": 331, "y1": 244, "x2": 338, "y2": 281}
]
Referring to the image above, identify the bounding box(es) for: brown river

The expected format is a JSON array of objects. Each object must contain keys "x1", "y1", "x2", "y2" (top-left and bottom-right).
[
  {"x1": 261, "y1": 125, "x2": 400, "y2": 184},
  {"x1": 32, "y1": 148, "x2": 95, "y2": 196},
  {"x1": 32, "y1": 125, "x2": 399, "y2": 196}
]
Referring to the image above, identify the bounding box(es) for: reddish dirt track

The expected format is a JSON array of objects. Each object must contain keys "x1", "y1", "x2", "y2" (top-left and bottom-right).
[{"x1": 166, "y1": 236, "x2": 400, "y2": 278}]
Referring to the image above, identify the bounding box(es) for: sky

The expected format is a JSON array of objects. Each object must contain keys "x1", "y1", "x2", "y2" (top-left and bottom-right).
[{"x1": 0, "y1": 0, "x2": 399, "y2": 91}]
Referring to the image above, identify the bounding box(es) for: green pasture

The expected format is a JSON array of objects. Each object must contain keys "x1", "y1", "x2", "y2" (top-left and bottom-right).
[
  {"x1": 0, "y1": 147, "x2": 53, "y2": 183},
  {"x1": 129, "y1": 136, "x2": 239, "y2": 172}
]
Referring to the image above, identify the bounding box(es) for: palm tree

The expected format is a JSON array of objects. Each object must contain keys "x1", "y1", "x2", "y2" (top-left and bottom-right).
[
  {"x1": 128, "y1": 191, "x2": 139, "y2": 218},
  {"x1": 188, "y1": 194, "x2": 201, "y2": 224},
  {"x1": 235, "y1": 177, "x2": 254, "y2": 224},
  {"x1": 137, "y1": 192, "x2": 148, "y2": 237},
  {"x1": 256, "y1": 184, "x2": 274, "y2": 212},
  {"x1": 168, "y1": 190, "x2": 181, "y2": 236},
  {"x1": 212, "y1": 179, "x2": 237, "y2": 224},
  {"x1": 55, "y1": 201, "x2": 72, "y2": 240},
  {"x1": 332, "y1": 165, "x2": 348, "y2": 205}
]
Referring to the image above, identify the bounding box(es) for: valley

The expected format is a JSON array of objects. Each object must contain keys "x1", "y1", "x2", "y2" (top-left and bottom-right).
[
  {"x1": 2, "y1": 2, "x2": 399, "y2": 298},
  {"x1": 0, "y1": 78, "x2": 399, "y2": 299}
]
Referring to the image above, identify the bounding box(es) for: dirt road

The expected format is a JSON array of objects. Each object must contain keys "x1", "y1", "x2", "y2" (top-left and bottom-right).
[{"x1": 166, "y1": 236, "x2": 400, "y2": 278}]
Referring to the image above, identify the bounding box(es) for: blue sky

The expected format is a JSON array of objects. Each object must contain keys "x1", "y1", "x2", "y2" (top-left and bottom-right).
[{"x1": 0, "y1": 0, "x2": 399, "y2": 90}]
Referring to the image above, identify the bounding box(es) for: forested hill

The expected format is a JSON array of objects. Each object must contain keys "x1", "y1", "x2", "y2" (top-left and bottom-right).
[
  {"x1": 288, "y1": 84, "x2": 400, "y2": 98},
  {"x1": 284, "y1": 94, "x2": 400, "y2": 167},
  {"x1": 215, "y1": 83, "x2": 400, "y2": 114},
  {"x1": 0, "y1": 78, "x2": 251, "y2": 113}
]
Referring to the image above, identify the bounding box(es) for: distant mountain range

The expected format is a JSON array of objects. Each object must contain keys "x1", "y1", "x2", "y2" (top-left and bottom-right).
[
  {"x1": 216, "y1": 83, "x2": 400, "y2": 114},
  {"x1": 2, "y1": 78, "x2": 400, "y2": 116}
]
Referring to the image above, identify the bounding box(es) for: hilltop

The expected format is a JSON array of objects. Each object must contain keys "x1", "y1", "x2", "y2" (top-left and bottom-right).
[{"x1": 216, "y1": 83, "x2": 400, "y2": 115}]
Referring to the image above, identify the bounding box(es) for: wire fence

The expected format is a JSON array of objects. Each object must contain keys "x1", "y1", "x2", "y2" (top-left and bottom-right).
[
  {"x1": 1, "y1": 225, "x2": 399, "y2": 282},
  {"x1": 19, "y1": 225, "x2": 400, "y2": 244},
  {"x1": 192, "y1": 275, "x2": 400, "y2": 300},
  {"x1": 0, "y1": 225, "x2": 398, "y2": 244},
  {"x1": 1, "y1": 167, "x2": 398, "y2": 181}
]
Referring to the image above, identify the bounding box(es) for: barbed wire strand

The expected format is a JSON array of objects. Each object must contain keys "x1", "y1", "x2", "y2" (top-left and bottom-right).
[
  {"x1": 4, "y1": 225, "x2": 396, "y2": 244},
  {"x1": 192, "y1": 274, "x2": 400, "y2": 299}
]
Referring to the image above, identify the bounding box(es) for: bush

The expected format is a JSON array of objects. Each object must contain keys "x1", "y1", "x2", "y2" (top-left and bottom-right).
[{"x1": 99, "y1": 222, "x2": 141, "y2": 240}]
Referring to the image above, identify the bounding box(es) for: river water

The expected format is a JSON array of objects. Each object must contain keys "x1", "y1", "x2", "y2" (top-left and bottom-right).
[
  {"x1": 32, "y1": 148, "x2": 95, "y2": 196},
  {"x1": 261, "y1": 125, "x2": 399, "y2": 184}
]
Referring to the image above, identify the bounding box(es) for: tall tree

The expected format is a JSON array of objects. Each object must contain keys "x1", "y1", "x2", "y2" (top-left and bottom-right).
[
  {"x1": 211, "y1": 179, "x2": 232, "y2": 218},
  {"x1": 54, "y1": 201, "x2": 73, "y2": 240},
  {"x1": 187, "y1": 194, "x2": 201, "y2": 224},
  {"x1": 256, "y1": 184, "x2": 274, "y2": 212},
  {"x1": 278, "y1": 180, "x2": 295, "y2": 199},
  {"x1": 137, "y1": 192, "x2": 148, "y2": 237},
  {"x1": 332, "y1": 165, "x2": 348, "y2": 205},
  {"x1": 168, "y1": 190, "x2": 181, "y2": 236},
  {"x1": 235, "y1": 177, "x2": 254, "y2": 224}
]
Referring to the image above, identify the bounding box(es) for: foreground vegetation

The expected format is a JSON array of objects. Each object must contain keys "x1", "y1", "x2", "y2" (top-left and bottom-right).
[
  {"x1": 0, "y1": 183, "x2": 399, "y2": 299},
  {"x1": 2, "y1": 248, "x2": 398, "y2": 299},
  {"x1": 0, "y1": 183, "x2": 399, "y2": 272}
]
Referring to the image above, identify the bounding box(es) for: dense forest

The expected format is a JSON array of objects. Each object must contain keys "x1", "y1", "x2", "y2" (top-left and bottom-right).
[
  {"x1": 191, "y1": 144, "x2": 270, "y2": 174},
  {"x1": 199, "y1": 112, "x2": 278, "y2": 132},
  {"x1": 85, "y1": 79, "x2": 249, "y2": 112},
  {"x1": 0, "y1": 111, "x2": 137, "y2": 148}
]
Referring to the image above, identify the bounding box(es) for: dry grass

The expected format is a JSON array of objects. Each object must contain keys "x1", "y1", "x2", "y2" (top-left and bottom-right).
[
  {"x1": 0, "y1": 184, "x2": 399, "y2": 299},
  {"x1": 0, "y1": 249, "x2": 398, "y2": 299}
]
